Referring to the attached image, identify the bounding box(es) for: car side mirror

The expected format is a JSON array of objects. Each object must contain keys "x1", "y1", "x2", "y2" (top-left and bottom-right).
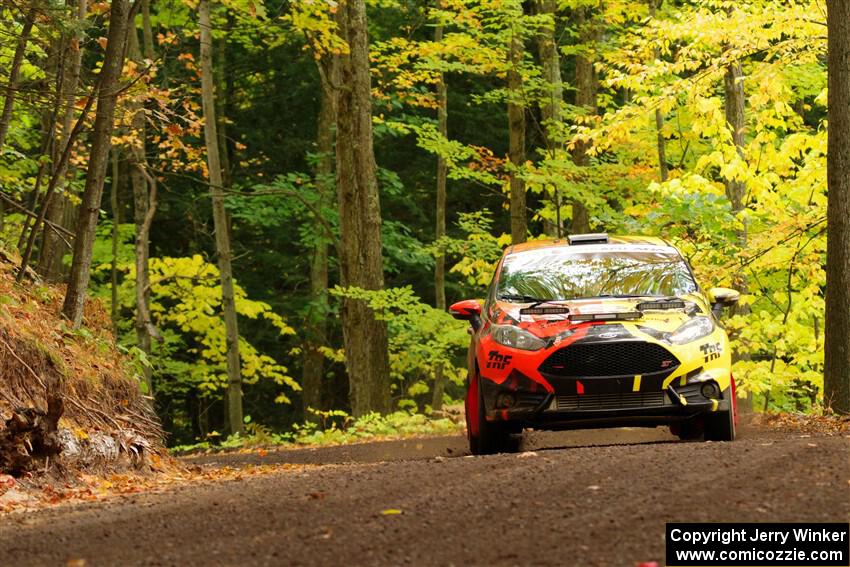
[
  {"x1": 450, "y1": 300, "x2": 482, "y2": 331},
  {"x1": 708, "y1": 287, "x2": 740, "y2": 318}
]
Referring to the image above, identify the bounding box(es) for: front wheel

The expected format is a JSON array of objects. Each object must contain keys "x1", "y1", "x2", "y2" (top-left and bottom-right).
[
  {"x1": 705, "y1": 407, "x2": 735, "y2": 442},
  {"x1": 671, "y1": 418, "x2": 703, "y2": 441},
  {"x1": 704, "y1": 386, "x2": 736, "y2": 441},
  {"x1": 466, "y1": 375, "x2": 519, "y2": 455}
]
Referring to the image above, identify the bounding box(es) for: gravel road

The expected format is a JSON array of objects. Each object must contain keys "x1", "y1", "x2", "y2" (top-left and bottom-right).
[{"x1": 0, "y1": 423, "x2": 847, "y2": 566}]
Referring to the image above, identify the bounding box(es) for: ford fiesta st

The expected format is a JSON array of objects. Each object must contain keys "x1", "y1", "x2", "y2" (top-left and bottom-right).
[{"x1": 450, "y1": 234, "x2": 740, "y2": 455}]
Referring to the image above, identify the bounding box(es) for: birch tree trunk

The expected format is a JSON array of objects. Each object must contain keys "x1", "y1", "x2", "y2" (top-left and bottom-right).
[
  {"x1": 334, "y1": 0, "x2": 391, "y2": 416},
  {"x1": 825, "y1": 0, "x2": 850, "y2": 414},
  {"x1": 62, "y1": 0, "x2": 131, "y2": 326},
  {"x1": 128, "y1": 16, "x2": 156, "y2": 394},
  {"x1": 199, "y1": 0, "x2": 244, "y2": 434}
]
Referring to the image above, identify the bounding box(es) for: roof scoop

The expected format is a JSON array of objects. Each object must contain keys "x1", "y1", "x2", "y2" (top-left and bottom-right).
[{"x1": 568, "y1": 233, "x2": 609, "y2": 245}]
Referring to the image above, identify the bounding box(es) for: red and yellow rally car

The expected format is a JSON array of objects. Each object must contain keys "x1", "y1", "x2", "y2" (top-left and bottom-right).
[{"x1": 450, "y1": 234, "x2": 740, "y2": 455}]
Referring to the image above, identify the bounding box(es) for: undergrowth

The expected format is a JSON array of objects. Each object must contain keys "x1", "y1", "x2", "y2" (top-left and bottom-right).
[
  {"x1": 0, "y1": 248, "x2": 162, "y2": 450},
  {"x1": 170, "y1": 410, "x2": 462, "y2": 453}
]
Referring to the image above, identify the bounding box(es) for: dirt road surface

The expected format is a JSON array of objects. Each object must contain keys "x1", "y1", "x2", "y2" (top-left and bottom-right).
[{"x1": 0, "y1": 423, "x2": 847, "y2": 566}]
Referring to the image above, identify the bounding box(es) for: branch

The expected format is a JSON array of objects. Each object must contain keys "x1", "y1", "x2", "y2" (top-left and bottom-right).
[
  {"x1": 225, "y1": 187, "x2": 338, "y2": 243},
  {"x1": 0, "y1": 191, "x2": 74, "y2": 242}
]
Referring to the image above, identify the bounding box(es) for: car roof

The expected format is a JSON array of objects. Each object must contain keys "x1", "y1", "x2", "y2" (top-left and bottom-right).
[{"x1": 505, "y1": 235, "x2": 675, "y2": 256}]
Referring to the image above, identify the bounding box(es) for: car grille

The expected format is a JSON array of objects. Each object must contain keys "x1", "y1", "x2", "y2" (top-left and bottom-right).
[
  {"x1": 539, "y1": 341, "x2": 679, "y2": 377},
  {"x1": 553, "y1": 391, "x2": 667, "y2": 411}
]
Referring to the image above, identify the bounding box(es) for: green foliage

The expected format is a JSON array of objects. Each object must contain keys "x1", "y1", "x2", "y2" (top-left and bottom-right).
[
  {"x1": 0, "y1": 0, "x2": 837, "y2": 449},
  {"x1": 145, "y1": 255, "x2": 300, "y2": 402},
  {"x1": 171, "y1": 410, "x2": 461, "y2": 452},
  {"x1": 89, "y1": 228, "x2": 300, "y2": 406},
  {"x1": 330, "y1": 285, "x2": 468, "y2": 410},
  {"x1": 433, "y1": 211, "x2": 510, "y2": 286}
]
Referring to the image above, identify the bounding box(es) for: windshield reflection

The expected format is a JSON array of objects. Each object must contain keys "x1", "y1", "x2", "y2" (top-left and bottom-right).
[{"x1": 497, "y1": 250, "x2": 697, "y2": 301}]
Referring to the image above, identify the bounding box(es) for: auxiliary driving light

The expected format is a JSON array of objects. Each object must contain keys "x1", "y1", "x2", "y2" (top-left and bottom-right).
[
  {"x1": 700, "y1": 381, "x2": 720, "y2": 399},
  {"x1": 496, "y1": 393, "x2": 516, "y2": 409}
]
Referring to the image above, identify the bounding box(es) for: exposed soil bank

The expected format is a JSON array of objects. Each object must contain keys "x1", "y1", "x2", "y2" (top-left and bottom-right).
[{"x1": 0, "y1": 423, "x2": 847, "y2": 566}]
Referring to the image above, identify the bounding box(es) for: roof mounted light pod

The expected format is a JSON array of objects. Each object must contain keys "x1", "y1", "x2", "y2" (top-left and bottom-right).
[{"x1": 567, "y1": 233, "x2": 609, "y2": 245}]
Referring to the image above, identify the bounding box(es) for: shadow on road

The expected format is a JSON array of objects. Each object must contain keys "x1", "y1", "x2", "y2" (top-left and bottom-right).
[{"x1": 183, "y1": 425, "x2": 688, "y2": 469}]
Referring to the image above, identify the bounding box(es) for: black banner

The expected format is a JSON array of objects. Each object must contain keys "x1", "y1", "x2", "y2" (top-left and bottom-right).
[{"x1": 666, "y1": 523, "x2": 850, "y2": 566}]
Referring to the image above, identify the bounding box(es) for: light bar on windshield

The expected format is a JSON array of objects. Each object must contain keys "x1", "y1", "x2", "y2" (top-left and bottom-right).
[
  {"x1": 637, "y1": 299, "x2": 687, "y2": 311},
  {"x1": 570, "y1": 311, "x2": 642, "y2": 322},
  {"x1": 519, "y1": 306, "x2": 570, "y2": 316}
]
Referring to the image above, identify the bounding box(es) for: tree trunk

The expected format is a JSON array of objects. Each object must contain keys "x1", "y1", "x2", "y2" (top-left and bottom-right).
[
  {"x1": 216, "y1": 29, "x2": 233, "y2": 190},
  {"x1": 0, "y1": 8, "x2": 36, "y2": 153},
  {"x1": 18, "y1": 43, "x2": 65, "y2": 278},
  {"x1": 62, "y1": 0, "x2": 131, "y2": 326},
  {"x1": 649, "y1": 0, "x2": 668, "y2": 182},
  {"x1": 654, "y1": 108, "x2": 668, "y2": 182},
  {"x1": 334, "y1": 0, "x2": 392, "y2": 416},
  {"x1": 432, "y1": 17, "x2": 448, "y2": 412},
  {"x1": 723, "y1": 59, "x2": 753, "y2": 412},
  {"x1": 133, "y1": 164, "x2": 157, "y2": 396},
  {"x1": 37, "y1": 0, "x2": 88, "y2": 282},
  {"x1": 141, "y1": 0, "x2": 154, "y2": 60},
  {"x1": 127, "y1": 23, "x2": 156, "y2": 394},
  {"x1": 825, "y1": 0, "x2": 850, "y2": 415},
  {"x1": 15, "y1": 117, "x2": 51, "y2": 249},
  {"x1": 199, "y1": 0, "x2": 244, "y2": 433},
  {"x1": 723, "y1": 63, "x2": 746, "y2": 213},
  {"x1": 570, "y1": 7, "x2": 597, "y2": 235},
  {"x1": 536, "y1": 0, "x2": 563, "y2": 237},
  {"x1": 301, "y1": 63, "x2": 336, "y2": 421},
  {"x1": 508, "y1": 23, "x2": 527, "y2": 244},
  {"x1": 110, "y1": 148, "x2": 121, "y2": 336}
]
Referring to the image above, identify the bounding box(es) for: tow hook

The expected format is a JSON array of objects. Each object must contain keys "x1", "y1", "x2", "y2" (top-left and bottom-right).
[{"x1": 667, "y1": 384, "x2": 688, "y2": 406}]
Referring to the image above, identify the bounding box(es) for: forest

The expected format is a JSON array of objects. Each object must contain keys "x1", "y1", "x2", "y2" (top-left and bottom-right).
[{"x1": 0, "y1": 0, "x2": 847, "y2": 447}]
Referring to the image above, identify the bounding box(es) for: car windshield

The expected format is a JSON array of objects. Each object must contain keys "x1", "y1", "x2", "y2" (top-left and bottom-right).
[{"x1": 497, "y1": 247, "x2": 698, "y2": 301}]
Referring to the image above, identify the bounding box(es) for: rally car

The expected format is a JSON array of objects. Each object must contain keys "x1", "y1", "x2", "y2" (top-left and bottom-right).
[{"x1": 450, "y1": 234, "x2": 740, "y2": 454}]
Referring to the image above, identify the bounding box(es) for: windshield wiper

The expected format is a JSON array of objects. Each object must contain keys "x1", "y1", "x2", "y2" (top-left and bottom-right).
[
  {"x1": 498, "y1": 294, "x2": 550, "y2": 303},
  {"x1": 498, "y1": 294, "x2": 569, "y2": 309}
]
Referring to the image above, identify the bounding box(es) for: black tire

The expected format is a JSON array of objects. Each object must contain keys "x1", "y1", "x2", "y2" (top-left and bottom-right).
[
  {"x1": 672, "y1": 418, "x2": 704, "y2": 441},
  {"x1": 470, "y1": 376, "x2": 520, "y2": 455},
  {"x1": 705, "y1": 389, "x2": 736, "y2": 441}
]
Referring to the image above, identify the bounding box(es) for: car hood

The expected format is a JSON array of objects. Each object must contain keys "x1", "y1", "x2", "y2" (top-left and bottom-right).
[{"x1": 489, "y1": 295, "x2": 710, "y2": 339}]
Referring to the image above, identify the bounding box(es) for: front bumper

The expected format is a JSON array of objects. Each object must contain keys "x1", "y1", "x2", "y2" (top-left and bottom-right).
[{"x1": 479, "y1": 373, "x2": 730, "y2": 430}]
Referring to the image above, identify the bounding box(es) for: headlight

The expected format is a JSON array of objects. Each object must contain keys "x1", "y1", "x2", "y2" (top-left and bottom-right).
[
  {"x1": 489, "y1": 324, "x2": 546, "y2": 351},
  {"x1": 667, "y1": 316, "x2": 714, "y2": 345}
]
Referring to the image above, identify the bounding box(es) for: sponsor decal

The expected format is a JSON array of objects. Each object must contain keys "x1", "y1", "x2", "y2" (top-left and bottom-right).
[
  {"x1": 700, "y1": 342, "x2": 722, "y2": 363},
  {"x1": 486, "y1": 350, "x2": 513, "y2": 370}
]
